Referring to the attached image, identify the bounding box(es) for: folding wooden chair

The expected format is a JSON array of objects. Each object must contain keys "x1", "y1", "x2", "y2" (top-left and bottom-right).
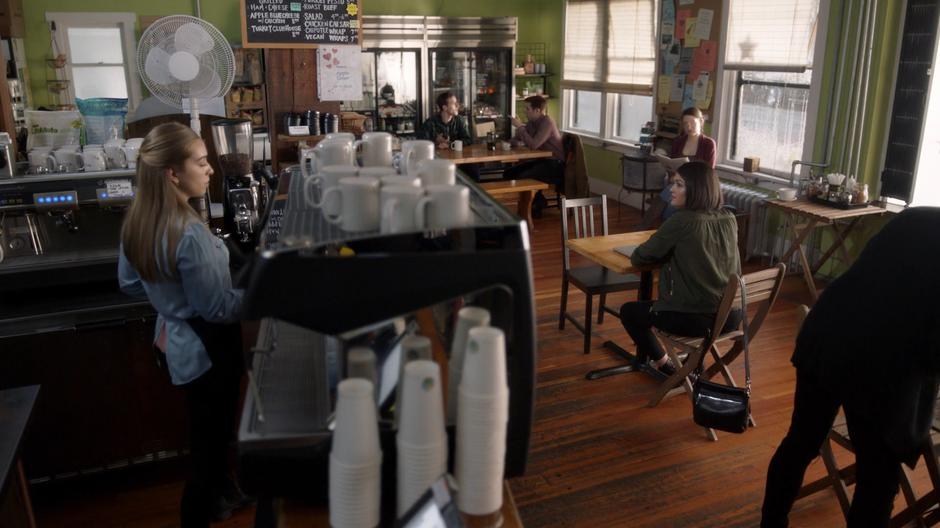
[
  {"x1": 559, "y1": 195, "x2": 640, "y2": 355},
  {"x1": 647, "y1": 264, "x2": 786, "y2": 441}
]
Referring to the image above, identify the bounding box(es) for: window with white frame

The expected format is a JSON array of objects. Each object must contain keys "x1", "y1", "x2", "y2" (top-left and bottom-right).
[
  {"x1": 719, "y1": 0, "x2": 821, "y2": 175},
  {"x1": 45, "y1": 13, "x2": 141, "y2": 109},
  {"x1": 562, "y1": 0, "x2": 658, "y2": 144}
]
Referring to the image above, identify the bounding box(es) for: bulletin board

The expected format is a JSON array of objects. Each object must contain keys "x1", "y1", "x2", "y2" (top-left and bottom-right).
[{"x1": 655, "y1": 0, "x2": 723, "y2": 137}]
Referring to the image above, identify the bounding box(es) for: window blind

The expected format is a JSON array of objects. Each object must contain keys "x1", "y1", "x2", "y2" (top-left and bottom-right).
[
  {"x1": 724, "y1": 0, "x2": 820, "y2": 71},
  {"x1": 607, "y1": 0, "x2": 656, "y2": 92},
  {"x1": 563, "y1": 0, "x2": 604, "y2": 84}
]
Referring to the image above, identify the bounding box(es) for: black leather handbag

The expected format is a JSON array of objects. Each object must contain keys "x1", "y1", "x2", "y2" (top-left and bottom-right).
[{"x1": 691, "y1": 276, "x2": 751, "y2": 434}]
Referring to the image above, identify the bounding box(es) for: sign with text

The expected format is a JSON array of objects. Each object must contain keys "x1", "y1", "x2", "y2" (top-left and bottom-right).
[{"x1": 240, "y1": 0, "x2": 362, "y2": 49}]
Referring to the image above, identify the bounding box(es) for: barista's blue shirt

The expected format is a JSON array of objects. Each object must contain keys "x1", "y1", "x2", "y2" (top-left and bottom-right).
[{"x1": 118, "y1": 221, "x2": 244, "y2": 385}]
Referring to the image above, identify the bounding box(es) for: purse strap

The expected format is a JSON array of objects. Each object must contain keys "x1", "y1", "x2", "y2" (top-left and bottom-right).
[
  {"x1": 693, "y1": 275, "x2": 750, "y2": 393},
  {"x1": 738, "y1": 275, "x2": 751, "y2": 394}
]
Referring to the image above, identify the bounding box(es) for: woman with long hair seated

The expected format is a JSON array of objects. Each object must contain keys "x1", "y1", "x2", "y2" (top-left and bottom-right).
[
  {"x1": 620, "y1": 161, "x2": 741, "y2": 374},
  {"x1": 118, "y1": 122, "x2": 249, "y2": 527}
]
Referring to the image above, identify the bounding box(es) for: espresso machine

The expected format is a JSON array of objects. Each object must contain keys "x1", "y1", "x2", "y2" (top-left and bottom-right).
[{"x1": 211, "y1": 119, "x2": 271, "y2": 249}]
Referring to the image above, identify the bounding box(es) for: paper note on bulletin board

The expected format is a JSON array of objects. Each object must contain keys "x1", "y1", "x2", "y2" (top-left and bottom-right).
[
  {"x1": 694, "y1": 9, "x2": 715, "y2": 40},
  {"x1": 691, "y1": 41, "x2": 717, "y2": 74},
  {"x1": 676, "y1": 10, "x2": 692, "y2": 40},
  {"x1": 685, "y1": 18, "x2": 700, "y2": 47},
  {"x1": 317, "y1": 45, "x2": 363, "y2": 101}
]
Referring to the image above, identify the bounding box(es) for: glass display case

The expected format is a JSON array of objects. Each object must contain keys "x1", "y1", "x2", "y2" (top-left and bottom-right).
[
  {"x1": 430, "y1": 48, "x2": 513, "y2": 140},
  {"x1": 341, "y1": 49, "x2": 421, "y2": 137}
]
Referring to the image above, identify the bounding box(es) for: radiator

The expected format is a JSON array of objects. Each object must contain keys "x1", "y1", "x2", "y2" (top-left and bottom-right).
[{"x1": 720, "y1": 182, "x2": 772, "y2": 260}]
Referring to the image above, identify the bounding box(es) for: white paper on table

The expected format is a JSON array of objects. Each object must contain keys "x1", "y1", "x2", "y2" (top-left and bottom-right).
[
  {"x1": 694, "y1": 9, "x2": 714, "y2": 40},
  {"x1": 317, "y1": 45, "x2": 364, "y2": 102}
]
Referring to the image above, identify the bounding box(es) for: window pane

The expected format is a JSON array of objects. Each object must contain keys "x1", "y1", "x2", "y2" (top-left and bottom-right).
[
  {"x1": 726, "y1": 0, "x2": 820, "y2": 69},
  {"x1": 572, "y1": 90, "x2": 601, "y2": 134},
  {"x1": 563, "y1": 0, "x2": 604, "y2": 83},
  {"x1": 73, "y1": 66, "x2": 128, "y2": 99},
  {"x1": 616, "y1": 93, "x2": 653, "y2": 141},
  {"x1": 732, "y1": 73, "x2": 810, "y2": 173},
  {"x1": 68, "y1": 28, "x2": 124, "y2": 64},
  {"x1": 607, "y1": 0, "x2": 656, "y2": 87}
]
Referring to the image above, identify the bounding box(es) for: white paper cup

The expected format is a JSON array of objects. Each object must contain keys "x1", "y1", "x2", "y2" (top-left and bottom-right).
[
  {"x1": 395, "y1": 335, "x2": 433, "y2": 427},
  {"x1": 347, "y1": 346, "x2": 377, "y2": 389},
  {"x1": 330, "y1": 454, "x2": 381, "y2": 528},
  {"x1": 447, "y1": 307, "x2": 491, "y2": 423},
  {"x1": 331, "y1": 378, "x2": 381, "y2": 464},
  {"x1": 398, "y1": 360, "x2": 447, "y2": 448},
  {"x1": 456, "y1": 382, "x2": 508, "y2": 516},
  {"x1": 459, "y1": 327, "x2": 508, "y2": 397},
  {"x1": 417, "y1": 159, "x2": 456, "y2": 186}
]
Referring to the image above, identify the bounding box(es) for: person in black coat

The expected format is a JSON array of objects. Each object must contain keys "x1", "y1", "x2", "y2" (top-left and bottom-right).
[{"x1": 761, "y1": 207, "x2": 940, "y2": 527}]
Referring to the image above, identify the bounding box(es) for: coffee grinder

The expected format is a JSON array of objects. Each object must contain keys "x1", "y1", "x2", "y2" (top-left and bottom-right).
[{"x1": 211, "y1": 119, "x2": 268, "y2": 248}]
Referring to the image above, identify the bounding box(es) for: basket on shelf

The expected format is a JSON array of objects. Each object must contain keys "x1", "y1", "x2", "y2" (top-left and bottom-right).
[{"x1": 340, "y1": 112, "x2": 367, "y2": 135}]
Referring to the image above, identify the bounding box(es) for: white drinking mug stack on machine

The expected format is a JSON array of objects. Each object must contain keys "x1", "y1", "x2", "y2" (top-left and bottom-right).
[
  {"x1": 399, "y1": 140, "x2": 435, "y2": 177},
  {"x1": 354, "y1": 132, "x2": 394, "y2": 167},
  {"x1": 303, "y1": 165, "x2": 358, "y2": 216},
  {"x1": 321, "y1": 176, "x2": 381, "y2": 232},
  {"x1": 300, "y1": 138, "x2": 355, "y2": 178}
]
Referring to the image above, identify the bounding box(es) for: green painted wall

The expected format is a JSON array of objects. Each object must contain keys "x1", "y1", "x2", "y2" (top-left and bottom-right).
[{"x1": 23, "y1": 0, "x2": 566, "y2": 117}]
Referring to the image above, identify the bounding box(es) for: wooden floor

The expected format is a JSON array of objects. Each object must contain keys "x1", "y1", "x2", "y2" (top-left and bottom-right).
[{"x1": 31, "y1": 201, "x2": 930, "y2": 527}]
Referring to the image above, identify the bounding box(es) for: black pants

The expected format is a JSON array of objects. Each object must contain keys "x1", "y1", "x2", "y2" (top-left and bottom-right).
[
  {"x1": 618, "y1": 300, "x2": 742, "y2": 362},
  {"x1": 761, "y1": 370, "x2": 901, "y2": 527},
  {"x1": 180, "y1": 318, "x2": 244, "y2": 528},
  {"x1": 503, "y1": 158, "x2": 565, "y2": 188}
]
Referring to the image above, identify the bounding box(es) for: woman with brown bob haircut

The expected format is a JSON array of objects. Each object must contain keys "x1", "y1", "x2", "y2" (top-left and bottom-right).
[{"x1": 619, "y1": 161, "x2": 741, "y2": 375}]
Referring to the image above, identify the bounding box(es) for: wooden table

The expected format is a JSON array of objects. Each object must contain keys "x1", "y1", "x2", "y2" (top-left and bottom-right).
[
  {"x1": 481, "y1": 179, "x2": 550, "y2": 229},
  {"x1": 436, "y1": 144, "x2": 553, "y2": 165},
  {"x1": 765, "y1": 198, "x2": 890, "y2": 301},
  {"x1": 566, "y1": 230, "x2": 661, "y2": 380}
]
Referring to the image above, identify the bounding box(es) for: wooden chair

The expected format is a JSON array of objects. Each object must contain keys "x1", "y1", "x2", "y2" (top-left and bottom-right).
[
  {"x1": 796, "y1": 396, "x2": 940, "y2": 527},
  {"x1": 648, "y1": 263, "x2": 786, "y2": 441},
  {"x1": 559, "y1": 195, "x2": 640, "y2": 355}
]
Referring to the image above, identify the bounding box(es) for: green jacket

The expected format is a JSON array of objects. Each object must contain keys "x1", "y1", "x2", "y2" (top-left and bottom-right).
[
  {"x1": 630, "y1": 209, "x2": 740, "y2": 314},
  {"x1": 419, "y1": 114, "x2": 472, "y2": 144}
]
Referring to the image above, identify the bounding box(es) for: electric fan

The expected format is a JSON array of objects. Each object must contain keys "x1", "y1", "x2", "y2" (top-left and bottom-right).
[{"x1": 136, "y1": 15, "x2": 235, "y2": 135}]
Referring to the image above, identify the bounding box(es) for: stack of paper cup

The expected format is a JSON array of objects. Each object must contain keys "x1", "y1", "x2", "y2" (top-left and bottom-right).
[
  {"x1": 330, "y1": 379, "x2": 382, "y2": 528},
  {"x1": 347, "y1": 347, "x2": 378, "y2": 391},
  {"x1": 447, "y1": 307, "x2": 491, "y2": 424},
  {"x1": 456, "y1": 327, "x2": 509, "y2": 516},
  {"x1": 397, "y1": 360, "x2": 448, "y2": 516},
  {"x1": 394, "y1": 335, "x2": 433, "y2": 428}
]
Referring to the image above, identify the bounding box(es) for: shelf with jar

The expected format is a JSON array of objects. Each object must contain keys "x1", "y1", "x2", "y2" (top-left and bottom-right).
[
  {"x1": 225, "y1": 84, "x2": 267, "y2": 127},
  {"x1": 515, "y1": 72, "x2": 551, "y2": 101}
]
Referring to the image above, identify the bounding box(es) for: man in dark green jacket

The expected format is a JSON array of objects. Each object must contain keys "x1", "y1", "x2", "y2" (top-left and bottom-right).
[{"x1": 419, "y1": 92, "x2": 472, "y2": 149}]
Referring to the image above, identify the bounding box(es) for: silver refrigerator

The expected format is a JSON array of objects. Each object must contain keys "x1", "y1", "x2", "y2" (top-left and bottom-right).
[{"x1": 428, "y1": 47, "x2": 513, "y2": 140}]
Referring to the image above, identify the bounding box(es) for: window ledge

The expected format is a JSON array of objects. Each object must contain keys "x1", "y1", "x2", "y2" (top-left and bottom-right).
[
  {"x1": 716, "y1": 163, "x2": 796, "y2": 189},
  {"x1": 563, "y1": 130, "x2": 644, "y2": 154}
]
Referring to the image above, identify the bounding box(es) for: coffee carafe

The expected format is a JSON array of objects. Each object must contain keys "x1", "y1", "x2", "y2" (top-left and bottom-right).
[{"x1": 211, "y1": 119, "x2": 267, "y2": 247}]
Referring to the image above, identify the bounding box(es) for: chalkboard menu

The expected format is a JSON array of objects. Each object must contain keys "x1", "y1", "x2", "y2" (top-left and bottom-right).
[{"x1": 240, "y1": 0, "x2": 362, "y2": 48}]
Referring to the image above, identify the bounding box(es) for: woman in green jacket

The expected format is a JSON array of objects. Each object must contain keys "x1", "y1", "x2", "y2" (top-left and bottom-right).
[{"x1": 619, "y1": 161, "x2": 741, "y2": 374}]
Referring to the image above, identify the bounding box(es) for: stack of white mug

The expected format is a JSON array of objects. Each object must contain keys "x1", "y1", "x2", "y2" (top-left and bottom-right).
[
  {"x1": 300, "y1": 132, "x2": 471, "y2": 233},
  {"x1": 329, "y1": 378, "x2": 382, "y2": 528}
]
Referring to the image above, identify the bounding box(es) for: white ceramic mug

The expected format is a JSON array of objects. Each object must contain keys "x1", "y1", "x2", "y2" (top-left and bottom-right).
[
  {"x1": 301, "y1": 139, "x2": 355, "y2": 177},
  {"x1": 28, "y1": 148, "x2": 56, "y2": 173},
  {"x1": 354, "y1": 132, "x2": 394, "y2": 167},
  {"x1": 81, "y1": 149, "x2": 108, "y2": 172},
  {"x1": 304, "y1": 165, "x2": 358, "y2": 215},
  {"x1": 326, "y1": 132, "x2": 356, "y2": 143},
  {"x1": 400, "y1": 140, "x2": 435, "y2": 177},
  {"x1": 381, "y1": 185, "x2": 424, "y2": 234},
  {"x1": 417, "y1": 159, "x2": 457, "y2": 187},
  {"x1": 358, "y1": 167, "x2": 398, "y2": 180},
  {"x1": 416, "y1": 184, "x2": 471, "y2": 229},
  {"x1": 322, "y1": 176, "x2": 381, "y2": 232},
  {"x1": 380, "y1": 175, "x2": 421, "y2": 188},
  {"x1": 450, "y1": 140, "x2": 463, "y2": 152},
  {"x1": 121, "y1": 145, "x2": 140, "y2": 169},
  {"x1": 53, "y1": 149, "x2": 84, "y2": 172},
  {"x1": 104, "y1": 139, "x2": 127, "y2": 169}
]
